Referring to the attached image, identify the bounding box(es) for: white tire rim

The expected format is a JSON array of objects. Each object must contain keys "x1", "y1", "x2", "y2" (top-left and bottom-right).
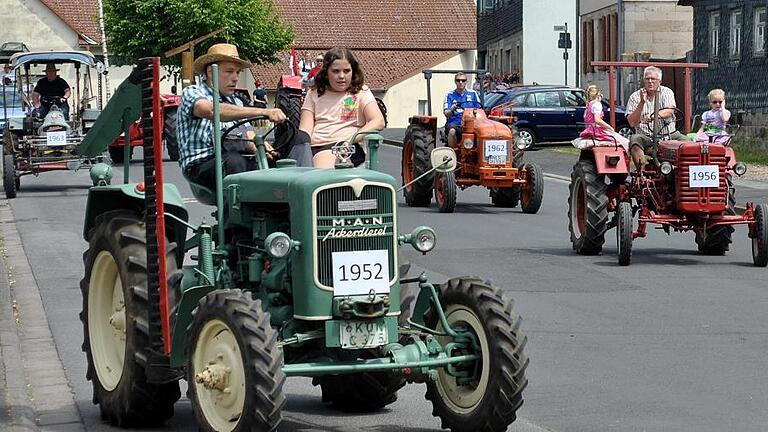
[
  {"x1": 192, "y1": 319, "x2": 246, "y2": 432},
  {"x1": 88, "y1": 251, "x2": 126, "y2": 392}
]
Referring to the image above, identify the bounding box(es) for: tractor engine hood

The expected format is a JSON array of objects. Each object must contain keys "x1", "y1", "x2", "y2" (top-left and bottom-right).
[{"x1": 473, "y1": 117, "x2": 514, "y2": 141}]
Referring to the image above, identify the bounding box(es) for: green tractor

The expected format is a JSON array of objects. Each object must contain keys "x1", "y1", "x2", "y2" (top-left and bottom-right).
[{"x1": 77, "y1": 58, "x2": 529, "y2": 431}]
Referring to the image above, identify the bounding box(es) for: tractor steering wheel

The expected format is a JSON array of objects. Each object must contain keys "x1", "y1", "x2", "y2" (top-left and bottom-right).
[{"x1": 221, "y1": 115, "x2": 297, "y2": 155}]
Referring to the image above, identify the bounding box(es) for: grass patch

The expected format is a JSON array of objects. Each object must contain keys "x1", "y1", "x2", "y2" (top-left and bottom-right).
[
  {"x1": 545, "y1": 145, "x2": 580, "y2": 156},
  {"x1": 731, "y1": 137, "x2": 768, "y2": 164}
]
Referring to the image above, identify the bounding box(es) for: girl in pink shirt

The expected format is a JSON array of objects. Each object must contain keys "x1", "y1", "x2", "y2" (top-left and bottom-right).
[
  {"x1": 300, "y1": 47, "x2": 385, "y2": 168},
  {"x1": 579, "y1": 85, "x2": 629, "y2": 151}
]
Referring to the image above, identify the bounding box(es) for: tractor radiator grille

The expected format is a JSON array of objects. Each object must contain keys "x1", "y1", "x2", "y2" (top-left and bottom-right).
[
  {"x1": 677, "y1": 153, "x2": 727, "y2": 213},
  {"x1": 315, "y1": 184, "x2": 396, "y2": 289}
]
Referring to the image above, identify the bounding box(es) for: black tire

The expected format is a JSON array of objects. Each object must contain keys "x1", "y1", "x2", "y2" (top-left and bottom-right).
[
  {"x1": 275, "y1": 88, "x2": 302, "y2": 151},
  {"x1": 188, "y1": 289, "x2": 286, "y2": 431},
  {"x1": 164, "y1": 107, "x2": 179, "y2": 162},
  {"x1": 80, "y1": 211, "x2": 181, "y2": 427},
  {"x1": 752, "y1": 204, "x2": 768, "y2": 267},
  {"x1": 108, "y1": 146, "x2": 131, "y2": 164},
  {"x1": 616, "y1": 201, "x2": 633, "y2": 266},
  {"x1": 491, "y1": 151, "x2": 524, "y2": 208},
  {"x1": 424, "y1": 277, "x2": 528, "y2": 432},
  {"x1": 695, "y1": 176, "x2": 735, "y2": 255},
  {"x1": 520, "y1": 162, "x2": 544, "y2": 214},
  {"x1": 568, "y1": 159, "x2": 609, "y2": 254},
  {"x1": 435, "y1": 171, "x2": 457, "y2": 213},
  {"x1": 3, "y1": 153, "x2": 16, "y2": 199},
  {"x1": 516, "y1": 127, "x2": 536, "y2": 150},
  {"x1": 402, "y1": 125, "x2": 435, "y2": 207},
  {"x1": 14, "y1": 175, "x2": 19, "y2": 191}
]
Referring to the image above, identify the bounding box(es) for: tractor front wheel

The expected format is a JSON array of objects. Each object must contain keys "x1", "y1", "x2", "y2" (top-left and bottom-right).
[
  {"x1": 520, "y1": 163, "x2": 543, "y2": 214},
  {"x1": 3, "y1": 153, "x2": 16, "y2": 199},
  {"x1": 568, "y1": 159, "x2": 608, "y2": 254},
  {"x1": 402, "y1": 125, "x2": 435, "y2": 207},
  {"x1": 696, "y1": 177, "x2": 736, "y2": 255},
  {"x1": 80, "y1": 211, "x2": 180, "y2": 427},
  {"x1": 188, "y1": 289, "x2": 286, "y2": 432},
  {"x1": 616, "y1": 201, "x2": 633, "y2": 266},
  {"x1": 751, "y1": 204, "x2": 768, "y2": 267},
  {"x1": 425, "y1": 277, "x2": 528, "y2": 432},
  {"x1": 435, "y1": 171, "x2": 457, "y2": 213}
]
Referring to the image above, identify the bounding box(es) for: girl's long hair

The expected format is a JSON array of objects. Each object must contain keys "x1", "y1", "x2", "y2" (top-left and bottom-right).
[{"x1": 314, "y1": 47, "x2": 365, "y2": 97}]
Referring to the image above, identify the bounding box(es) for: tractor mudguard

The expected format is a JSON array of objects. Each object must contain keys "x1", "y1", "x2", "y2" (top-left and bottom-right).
[
  {"x1": 83, "y1": 183, "x2": 189, "y2": 264},
  {"x1": 279, "y1": 74, "x2": 304, "y2": 91},
  {"x1": 407, "y1": 116, "x2": 438, "y2": 139},
  {"x1": 591, "y1": 146, "x2": 630, "y2": 175},
  {"x1": 169, "y1": 282, "x2": 216, "y2": 367}
]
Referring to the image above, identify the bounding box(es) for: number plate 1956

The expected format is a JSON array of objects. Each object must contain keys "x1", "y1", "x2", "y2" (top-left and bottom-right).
[
  {"x1": 689, "y1": 165, "x2": 719, "y2": 188},
  {"x1": 340, "y1": 320, "x2": 388, "y2": 349}
]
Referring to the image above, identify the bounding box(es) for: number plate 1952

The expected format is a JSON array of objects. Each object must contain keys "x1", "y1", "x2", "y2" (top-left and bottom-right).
[
  {"x1": 340, "y1": 320, "x2": 388, "y2": 349},
  {"x1": 688, "y1": 165, "x2": 719, "y2": 188}
]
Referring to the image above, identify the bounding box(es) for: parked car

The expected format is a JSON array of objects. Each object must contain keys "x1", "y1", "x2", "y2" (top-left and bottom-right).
[
  {"x1": 483, "y1": 85, "x2": 633, "y2": 148},
  {"x1": 0, "y1": 87, "x2": 26, "y2": 134}
]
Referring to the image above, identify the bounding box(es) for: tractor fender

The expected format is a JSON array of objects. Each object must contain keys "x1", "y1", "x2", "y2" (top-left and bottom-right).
[
  {"x1": 83, "y1": 183, "x2": 189, "y2": 264},
  {"x1": 407, "y1": 115, "x2": 438, "y2": 139},
  {"x1": 279, "y1": 74, "x2": 304, "y2": 91},
  {"x1": 591, "y1": 146, "x2": 630, "y2": 175},
  {"x1": 169, "y1": 281, "x2": 216, "y2": 367},
  {"x1": 725, "y1": 146, "x2": 737, "y2": 168}
]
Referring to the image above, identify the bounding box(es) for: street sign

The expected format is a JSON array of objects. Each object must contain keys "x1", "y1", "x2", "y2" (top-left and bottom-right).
[
  {"x1": 558, "y1": 32, "x2": 572, "y2": 49},
  {"x1": 553, "y1": 25, "x2": 566, "y2": 32}
]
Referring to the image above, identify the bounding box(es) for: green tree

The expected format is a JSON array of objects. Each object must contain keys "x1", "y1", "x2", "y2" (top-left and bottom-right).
[{"x1": 103, "y1": 0, "x2": 294, "y2": 67}]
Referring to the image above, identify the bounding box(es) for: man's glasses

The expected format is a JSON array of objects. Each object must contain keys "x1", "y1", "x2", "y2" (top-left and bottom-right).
[
  {"x1": 711, "y1": 100, "x2": 723, "y2": 104},
  {"x1": 455, "y1": 79, "x2": 467, "y2": 83},
  {"x1": 644, "y1": 77, "x2": 659, "y2": 81}
]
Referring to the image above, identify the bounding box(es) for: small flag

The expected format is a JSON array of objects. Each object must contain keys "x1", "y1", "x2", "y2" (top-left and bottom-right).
[{"x1": 289, "y1": 47, "x2": 298, "y2": 76}]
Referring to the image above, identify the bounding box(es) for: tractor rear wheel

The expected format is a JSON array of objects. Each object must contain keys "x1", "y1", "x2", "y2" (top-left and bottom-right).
[
  {"x1": 435, "y1": 171, "x2": 457, "y2": 213},
  {"x1": 568, "y1": 159, "x2": 609, "y2": 254},
  {"x1": 616, "y1": 201, "x2": 633, "y2": 266},
  {"x1": 3, "y1": 153, "x2": 16, "y2": 199},
  {"x1": 696, "y1": 177, "x2": 736, "y2": 255},
  {"x1": 402, "y1": 125, "x2": 435, "y2": 207},
  {"x1": 274, "y1": 88, "x2": 303, "y2": 154},
  {"x1": 80, "y1": 211, "x2": 181, "y2": 427},
  {"x1": 520, "y1": 163, "x2": 543, "y2": 214},
  {"x1": 751, "y1": 204, "x2": 768, "y2": 267},
  {"x1": 424, "y1": 277, "x2": 528, "y2": 432},
  {"x1": 188, "y1": 289, "x2": 285, "y2": 432},
  {"x1": 108, "y1": 146, "x2": 132, "y2": 164},
  {"x1": 163, "y1": 107, "x2": 179, "y2": 161}
]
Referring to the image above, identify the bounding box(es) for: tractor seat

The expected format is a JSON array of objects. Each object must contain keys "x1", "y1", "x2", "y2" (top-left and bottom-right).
[{"x1": 182, "y1": 170, "x2": 216, "y2": 205}]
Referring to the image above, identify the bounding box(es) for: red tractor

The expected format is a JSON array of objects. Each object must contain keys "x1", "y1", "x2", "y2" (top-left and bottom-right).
[
  {"x1": 108, "y1": 93, "x2": 180, "y2": 162},
  {"x1": 568, "y1": 107, "x2": 767, "y2": 266},
  {"x1": 402, "y1": 70, "x2": 543, "y2": 214}
]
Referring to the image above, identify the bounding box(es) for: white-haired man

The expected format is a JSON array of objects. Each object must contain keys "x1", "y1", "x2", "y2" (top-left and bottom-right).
[{"x1": 626, "y1": 66, "x2": 689, "y2": 168}]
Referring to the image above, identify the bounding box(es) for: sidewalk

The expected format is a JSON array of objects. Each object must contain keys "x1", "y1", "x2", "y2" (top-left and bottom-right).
[
  {"x1": 0, "y1": 199, "x2": 84, "y2": 431},
  {"x1": 380, "y1": 127, "x2": 768, "y2": 211}
]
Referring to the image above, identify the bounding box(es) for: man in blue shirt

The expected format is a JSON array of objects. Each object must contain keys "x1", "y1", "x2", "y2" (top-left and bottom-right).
[
  {"x1": 443, "y1": 72, "x2": 482, "y2": 147},
  {"x1": 178, "y1": 43, "x2": 286, "y2": 189}
]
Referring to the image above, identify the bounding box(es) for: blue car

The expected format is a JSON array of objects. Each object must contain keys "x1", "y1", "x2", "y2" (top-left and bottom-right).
[
  {"x1": 0, "y1": 87, "x2": 26, "y2": 135},
  {"x1": 483, "y1": 85, "x2": 632, "y2": 148}
]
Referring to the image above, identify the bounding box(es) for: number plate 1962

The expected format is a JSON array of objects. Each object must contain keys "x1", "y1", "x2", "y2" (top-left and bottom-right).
[
  {"x1": 688, "y1": 165, "x2": 719, "y2": 188},
  {"x1": 340, "y1": 320, "x2": 388, "y2": 349}
]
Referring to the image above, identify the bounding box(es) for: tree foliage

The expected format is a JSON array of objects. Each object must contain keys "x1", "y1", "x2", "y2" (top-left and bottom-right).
[{"x1": 103, "y1": 0, "x2": 294, "y2": 67}]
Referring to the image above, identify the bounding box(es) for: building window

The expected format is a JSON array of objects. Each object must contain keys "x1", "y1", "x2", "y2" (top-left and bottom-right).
[
  {"x1": 710, "y1": 12, "x2": 720, "y2": 59},
  {"x1": 598, "y1": 16, "x2": 607, "y2": 70},
  {"x1": 755, "y1": 7, "x2": 767, "y2": 55},
  {"x1": 730, "y1": 9, "x2": 742, "y2": 59}
]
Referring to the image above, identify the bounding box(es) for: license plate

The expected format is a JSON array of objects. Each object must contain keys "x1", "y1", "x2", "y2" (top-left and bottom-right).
[
  {"x1": 484, "y1": 140, "x2": 508, "y2": 164},
  {"x1": 46, "y1": 131, "x2": 67, "y2": 146},
  {"x1": 332, "y1": 249, "x2": 390, "y2": 296},
  {"x1": 688, "y1": 165, "x2": 719, "y2": 188},
  {"x1": 340, "y1": 320, "x2": 388, "y2": 349}
]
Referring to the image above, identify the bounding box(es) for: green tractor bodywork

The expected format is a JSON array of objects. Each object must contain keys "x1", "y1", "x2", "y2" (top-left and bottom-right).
[{"x1": 79, "y1": 59, "x2": 528, "y2": 431}]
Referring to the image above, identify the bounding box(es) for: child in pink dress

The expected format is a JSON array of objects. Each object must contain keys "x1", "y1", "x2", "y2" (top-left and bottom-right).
[
  {"x1": 694, "y1": 88, "x2": 731, "y2": 144},
  {"x1": 579, "y1": 85, "x2": 630, "y2": 151}
]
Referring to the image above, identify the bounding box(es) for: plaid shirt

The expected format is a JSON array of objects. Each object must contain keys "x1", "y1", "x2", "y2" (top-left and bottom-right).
[
  {"x1": 626, "y1": 86, "x2": 677, "y2": 138},
  {"x1": 177, "y1": 83, "x2": 242, "y2": 171}
]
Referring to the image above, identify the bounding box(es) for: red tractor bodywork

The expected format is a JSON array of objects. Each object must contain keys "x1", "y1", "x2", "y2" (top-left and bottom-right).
[{"x1": 109, "y1": 94, "x2": 180, "y2": 154}]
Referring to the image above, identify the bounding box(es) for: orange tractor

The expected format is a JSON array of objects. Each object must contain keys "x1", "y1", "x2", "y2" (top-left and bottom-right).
[{"x1": 401, "y1": 70, "x2": 543, "y2": 213}]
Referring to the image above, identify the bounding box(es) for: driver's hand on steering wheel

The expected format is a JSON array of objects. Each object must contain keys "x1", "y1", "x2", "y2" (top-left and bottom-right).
[
  {"x1": 264, "y1": 108, "x2": 287, "y2": 123},
  {"x1": 247, "y1": 141, "x2": 279, "y2": 160}
]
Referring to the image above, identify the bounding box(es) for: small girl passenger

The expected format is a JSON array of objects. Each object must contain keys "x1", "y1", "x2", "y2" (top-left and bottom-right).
[
  {"x1": 694, "y1": 88, "x2": 731, "y2": 144},
  {"x1": 579, "y1": 85, "x2": 629, "y2": 150}
]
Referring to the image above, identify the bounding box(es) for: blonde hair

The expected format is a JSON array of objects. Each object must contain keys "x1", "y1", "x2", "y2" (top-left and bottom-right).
[
  {"x1": 585, "y1": 85, "x2": 601, "y2": 101},
  {"x1": 708, "y1": 88, "x2": 726, "y2": 101}
]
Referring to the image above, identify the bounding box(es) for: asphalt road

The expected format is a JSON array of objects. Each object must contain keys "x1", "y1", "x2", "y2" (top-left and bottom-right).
[{"x1": 7, "y1": 144, "x2": 768, "y2": 432}]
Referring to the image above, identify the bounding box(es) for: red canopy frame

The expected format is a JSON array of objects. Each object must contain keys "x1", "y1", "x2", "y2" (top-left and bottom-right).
[{"x1": 590, "y1": 61, "x2": 708, "y2": 133}]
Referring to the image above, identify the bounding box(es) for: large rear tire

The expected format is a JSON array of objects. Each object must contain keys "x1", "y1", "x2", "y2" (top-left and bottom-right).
[
  {"x1": 752, "y1": 204, "x2": 768, "y2": 267},
  {"x1": 80, "y1": 211, "x2": 181, "y2": 427},
  {"x1": 274, "y1": 88, "x2": 303, "y2": 154},
  {"x1": 568, "y1": 159, "x2": 609, "y2": 254},
  {"x1": 3, "y1": 153, "x2": 16, "y2": 199},
  {"x1": 435, "y1": 171, "x2": 457, "y2": 213},
  {"x1": 163, "y1": 107, "x2": 179, "y2": 162},
  {"x1": 424, "y1": 277, "x2": 528, "y2": 432},
  {"x1": 402, "y1": 125, "x2": 435, "y2": 207},
  {"x1": 520, "y1": 162, "x2": 543, "y2": 214},
  {"x1": 616, "y1": 201, "x2": 633, "y2": 266},
  {"x1": 108, "y1": 146, "x2": 131, "y2": 164},
  {"x1": 696, "y1": 176, "x2": 735, "y2": 255},
  {"x1": 188, "y1": 289, "x2": 286, "y2": 431}
]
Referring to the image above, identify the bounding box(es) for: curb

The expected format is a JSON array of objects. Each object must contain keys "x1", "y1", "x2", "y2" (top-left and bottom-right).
[{"x1": 0, "y1": 198, "x2": 84, "y2": 431}]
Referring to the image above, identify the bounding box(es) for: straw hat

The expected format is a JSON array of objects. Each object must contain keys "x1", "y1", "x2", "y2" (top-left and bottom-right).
[{"x1": 193, "y1": 43, "x2": 253, "y2": 75}]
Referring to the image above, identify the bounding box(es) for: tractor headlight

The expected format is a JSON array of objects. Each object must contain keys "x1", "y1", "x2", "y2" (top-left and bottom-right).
[
  {"x1": 733, "y1": 162, "x2": 747, "y2": 176},
  {"x1": 660, "y1": 161, "x2": 673, "y2": 175},
  {"x1": 411, "y1": 226, "x2": 436, "y2": 254},
  {"x1": 463, "y1": 139, "x2": 474, "y2": 149},
  {"x1": 265, "y1": 232, "x2": 297, "y2": 258}
]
